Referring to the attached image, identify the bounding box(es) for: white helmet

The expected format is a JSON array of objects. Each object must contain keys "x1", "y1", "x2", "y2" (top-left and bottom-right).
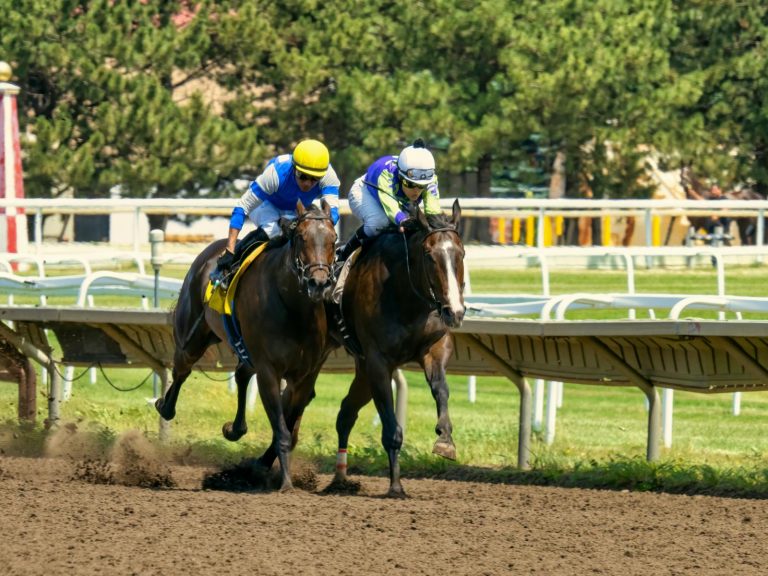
[{"x1": 397, "y1": 138, "x2": 436, "y2": 186}]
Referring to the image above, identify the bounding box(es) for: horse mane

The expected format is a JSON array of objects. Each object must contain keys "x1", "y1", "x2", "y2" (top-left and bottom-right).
[
  {"x1": 425, "y1": 211, "x2": 454, "y2": 231},
  {"x1": 272, "y1": 204, "x2": 327, "y2": 248}
]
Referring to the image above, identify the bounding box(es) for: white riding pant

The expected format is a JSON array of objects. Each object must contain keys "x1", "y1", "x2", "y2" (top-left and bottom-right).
[
  {"x1": 347, "y1": 177, "x2": 391, "y2": 237},
  {"x1": 248, "y1": 202, "x2": 297, "y2": 238}
]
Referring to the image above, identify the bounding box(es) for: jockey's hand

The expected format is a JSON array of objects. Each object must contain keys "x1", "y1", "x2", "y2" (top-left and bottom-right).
[
  {"x1": 217, "y1": 249, "x2": 235, "y2": 270},
  {"x1": 398, "y1": 217, "x2": 417, "y2": 233}
]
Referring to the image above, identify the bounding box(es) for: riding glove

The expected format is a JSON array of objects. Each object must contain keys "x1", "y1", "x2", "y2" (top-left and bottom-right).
[{"x1": 217, "y1": 250, "x2": 235, "y2": 270}]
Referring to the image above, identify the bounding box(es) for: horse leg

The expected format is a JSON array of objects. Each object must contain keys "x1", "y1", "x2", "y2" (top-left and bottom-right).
[
  {"x1": 255, "y1": 366, "x2": 294, "y2": 491},
  {"x1": 421, "y1": 334, "x2": 457, "y2": 461},
  {"x1": 364, "y1": 355, "x2": 405, "y2": 498},
  {"x1": 155, "y1": 295, "x2": 218, "y2": 420},
  {"x1": 256, "y1": 375, "x2": 318, "y2": 470},
  {"x1": 222, "y1": 363, "x2": 253, "y2": 441},
  {"x1": 155, "y1": 331, "x2": 215, "y2": 420},
  {"x1": 333, "y1": 363, "x2": 373, "y2": 484}
]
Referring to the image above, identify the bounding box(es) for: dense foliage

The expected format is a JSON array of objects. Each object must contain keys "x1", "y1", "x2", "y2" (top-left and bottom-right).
[{"x1": 2, "y1": 1, "x2": 767, "y2": 201}]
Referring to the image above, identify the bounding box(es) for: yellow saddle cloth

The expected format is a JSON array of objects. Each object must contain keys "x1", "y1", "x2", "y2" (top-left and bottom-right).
[{"x1": 204, "y1": 242, "x2": 269, "y2": 315}]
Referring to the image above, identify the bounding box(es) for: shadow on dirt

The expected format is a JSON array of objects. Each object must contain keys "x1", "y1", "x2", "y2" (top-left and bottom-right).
[{"x1": 202, "y1": 458, "x2": 319, "y2": 493}]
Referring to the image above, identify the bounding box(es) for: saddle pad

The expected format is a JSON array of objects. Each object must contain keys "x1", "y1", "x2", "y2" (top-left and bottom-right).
[
  {"x1": 204, "y1": 241, "x2": 269, "y2": 315},
  {"x1": 330, "y1": 246, "x2": 362, "y2": 305}
]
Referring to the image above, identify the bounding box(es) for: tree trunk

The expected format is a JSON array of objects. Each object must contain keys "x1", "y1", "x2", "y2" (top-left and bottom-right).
[{"x1": 470, "y1": 153, "x2": 493, "y2": 244}]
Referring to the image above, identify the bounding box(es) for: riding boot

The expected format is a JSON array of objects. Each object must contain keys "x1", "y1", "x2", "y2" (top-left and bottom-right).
[
  {"x1": 212, "y1": 228, "x2": 269, "y2": 290},
  {"x1": 335, "y1": 226, "x2": 369, "y2": 264}
]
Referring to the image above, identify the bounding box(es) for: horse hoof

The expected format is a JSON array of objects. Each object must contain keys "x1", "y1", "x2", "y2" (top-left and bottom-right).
[
  {"x1": 386, "y1": 485, "x2": 407, "y2": 499},
  {"x1": 222, "y1": 422, "x2": 247, "y2": 441},
  {"x1": 432, "y1": 440, "x2": 457, "y2": 461},
  {"x1": 322, "y1": 477, "x2": 361, "y2": 495},
  {"x1": 154, "y1": 398, "x2": 175, "y2": 421}
]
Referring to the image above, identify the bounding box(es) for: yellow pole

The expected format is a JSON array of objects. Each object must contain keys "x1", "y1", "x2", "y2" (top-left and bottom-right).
[
  {"x1": 512, "y1": 218, "x2": 521, "y2": 244},
  {"x1": 602, "y1": 215, "x2": 612, "y2": 246},
  {"x1": 497, "y1": 218, "x2": 507, "y2": 245},
  {"x1": 652, "y1": 215, "x2": 662, "y2": 246},
  {"x1": 542, "y1": 216, "x2": 552, "y2": 247},
  {"x1": 525, "y1": 216, "x2": 535, "y2": 246}
]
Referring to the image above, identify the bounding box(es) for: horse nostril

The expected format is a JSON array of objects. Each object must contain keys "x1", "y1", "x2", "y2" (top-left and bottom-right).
[{"x1": 441, "y1": 305, "x2": 465, "y2": 328}]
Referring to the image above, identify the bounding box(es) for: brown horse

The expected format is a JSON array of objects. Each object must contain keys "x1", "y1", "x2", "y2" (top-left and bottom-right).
[
  {"x1": 330, "y1": 200, "x2": 466, "y2": 497},
  {"x1": 155, "y1": 200, "x2": 337, "y2": 490},
  {"x1": 680, "y1": 166, "x2": 765, "y2": 245}
]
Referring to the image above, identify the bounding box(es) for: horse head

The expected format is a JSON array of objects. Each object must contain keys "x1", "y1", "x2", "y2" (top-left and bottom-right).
[
  {"x1": 408, "y1": 199, "x2": 466, "y2": 328},
  {"x1": 283, "y1": 199, "x2": 338, "y2": 302}
]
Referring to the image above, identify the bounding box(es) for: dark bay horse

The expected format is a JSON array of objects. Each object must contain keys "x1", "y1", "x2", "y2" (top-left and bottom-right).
[
  {"x1": 155, "y1": 200, "x2": 337, "y2": 490},
  {"x1": 331, "y1": 200, "x2": 466, "y2": 497}
]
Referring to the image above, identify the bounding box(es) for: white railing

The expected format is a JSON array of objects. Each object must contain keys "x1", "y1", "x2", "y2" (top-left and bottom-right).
[
  {"x1": 2, "y1": 196, "x2": 768, "y2": 252},
  {"x1": 0, "y1": 271, "x2": 181, "y2": 307},
  {"x1": 466, "y1": 291, "x2": 768, "y2": 449}
]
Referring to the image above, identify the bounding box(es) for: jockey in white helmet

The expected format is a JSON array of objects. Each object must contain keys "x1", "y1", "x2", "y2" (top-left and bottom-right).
[{"x1": 336, "y1": 138, "x2": 440, "y2": 262}]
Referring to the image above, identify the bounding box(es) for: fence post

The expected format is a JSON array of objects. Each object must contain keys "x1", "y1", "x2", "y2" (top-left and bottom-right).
[
  {"x1": 0, "y1": 61, "x2": 28, "y2": 255},
  {"x1": 150, "y1": 229, "x2": 165, "y2": 398}
]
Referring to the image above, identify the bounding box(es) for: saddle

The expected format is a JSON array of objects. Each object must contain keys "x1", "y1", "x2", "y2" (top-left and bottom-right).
[
  {"x1": 204, "y1": 241, "x2": 270, "y2": 367},
  {"x1": 204, "y1": 241, "x2": 269, "y2": 315}
]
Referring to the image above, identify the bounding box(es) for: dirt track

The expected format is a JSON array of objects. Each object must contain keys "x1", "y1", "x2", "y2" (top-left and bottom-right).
[{"x1": 1, "y1": 428, "x2": 767, "y2": 576}]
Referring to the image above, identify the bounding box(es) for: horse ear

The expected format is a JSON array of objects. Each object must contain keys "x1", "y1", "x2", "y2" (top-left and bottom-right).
[
  {"x1": 296, "y1": 201, "x2": 306, "y2": 217},
  {"x1": 279, "y1": 217, "x2": 293, "y2": 236},
  {"x1": 321, "y1": 198, "x2": 331, "y2": 217},
  {"x1": 451, "y1": 199, "x2": 461, "y2": 229}
]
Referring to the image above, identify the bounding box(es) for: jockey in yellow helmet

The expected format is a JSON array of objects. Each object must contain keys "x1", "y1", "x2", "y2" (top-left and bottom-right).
[{"x1": 211, "y1": 139, "x2": 340, "y2": 286}]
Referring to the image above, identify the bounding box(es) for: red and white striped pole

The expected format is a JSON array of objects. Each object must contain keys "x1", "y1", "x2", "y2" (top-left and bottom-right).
[{"x1": 0, "y1": 61, "x2": 28, "y2": 254}]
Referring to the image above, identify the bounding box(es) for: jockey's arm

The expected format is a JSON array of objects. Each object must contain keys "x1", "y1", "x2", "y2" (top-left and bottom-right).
[
  {"x1": 226, "y1": 187, "x2": 263, "y2": 253},
  {"x1": 375, "y1": 171, "x2": 409, "y2": 225},
  {"x1": 421, "y1": 179, "x2": 441, "y2": 215},
  {"x1": 224, "y1": 226, "x2": 240, "y2": 254},
  {"x1": 317, "y1": 166, "x2": 341, "y2": 224}
]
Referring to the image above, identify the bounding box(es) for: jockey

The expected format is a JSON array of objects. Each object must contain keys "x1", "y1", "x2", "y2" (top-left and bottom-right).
[
  {"x1": 335, "y1": 138, "x2": 441, "y2": 262},
  {"x1": 210, "y1": 139, "x2": 340, "y2": 285}
]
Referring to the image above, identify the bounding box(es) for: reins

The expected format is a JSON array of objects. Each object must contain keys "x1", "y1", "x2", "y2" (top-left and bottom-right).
[
  {"x1": 289, "y1": 210, "x2": 337, "y2": 290},
  {"x1": 400, "y1": 226, "x2": 460, "y2": 313}
]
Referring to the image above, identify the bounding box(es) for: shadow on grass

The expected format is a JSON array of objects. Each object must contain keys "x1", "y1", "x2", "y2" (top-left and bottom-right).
[{"x1": 304, "y1": 448, "x2": 768, "y2": 500}]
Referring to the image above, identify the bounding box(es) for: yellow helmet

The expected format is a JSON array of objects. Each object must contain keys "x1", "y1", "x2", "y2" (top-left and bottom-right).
[{"x1": 292, "y1": 139, "x2": 330, "y2": 178}]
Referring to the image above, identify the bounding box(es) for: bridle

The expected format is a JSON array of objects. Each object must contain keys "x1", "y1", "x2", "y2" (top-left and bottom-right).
[
  {"x1": 290, "y1": 210, "x2": 337, "y2": 291},
  {"x1": 401, "y1": 226, "x2": 463, "y2": 313}
]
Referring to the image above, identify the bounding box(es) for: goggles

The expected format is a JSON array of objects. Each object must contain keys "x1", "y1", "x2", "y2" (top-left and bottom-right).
[
  {"x1": 401, "y1": 168, "x2": 435, "y2": 182},
  {"x1": 297, "y1": 171, "x2": 320, "y2": 183},
  {"x1": 402, "y1": 179, "x2": 428, "y2": 190}
]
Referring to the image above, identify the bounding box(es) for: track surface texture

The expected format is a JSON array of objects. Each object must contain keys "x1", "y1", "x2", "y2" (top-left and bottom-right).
[{"x1": 1, "y1": 430, "x2": 767, "y2": 576}]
